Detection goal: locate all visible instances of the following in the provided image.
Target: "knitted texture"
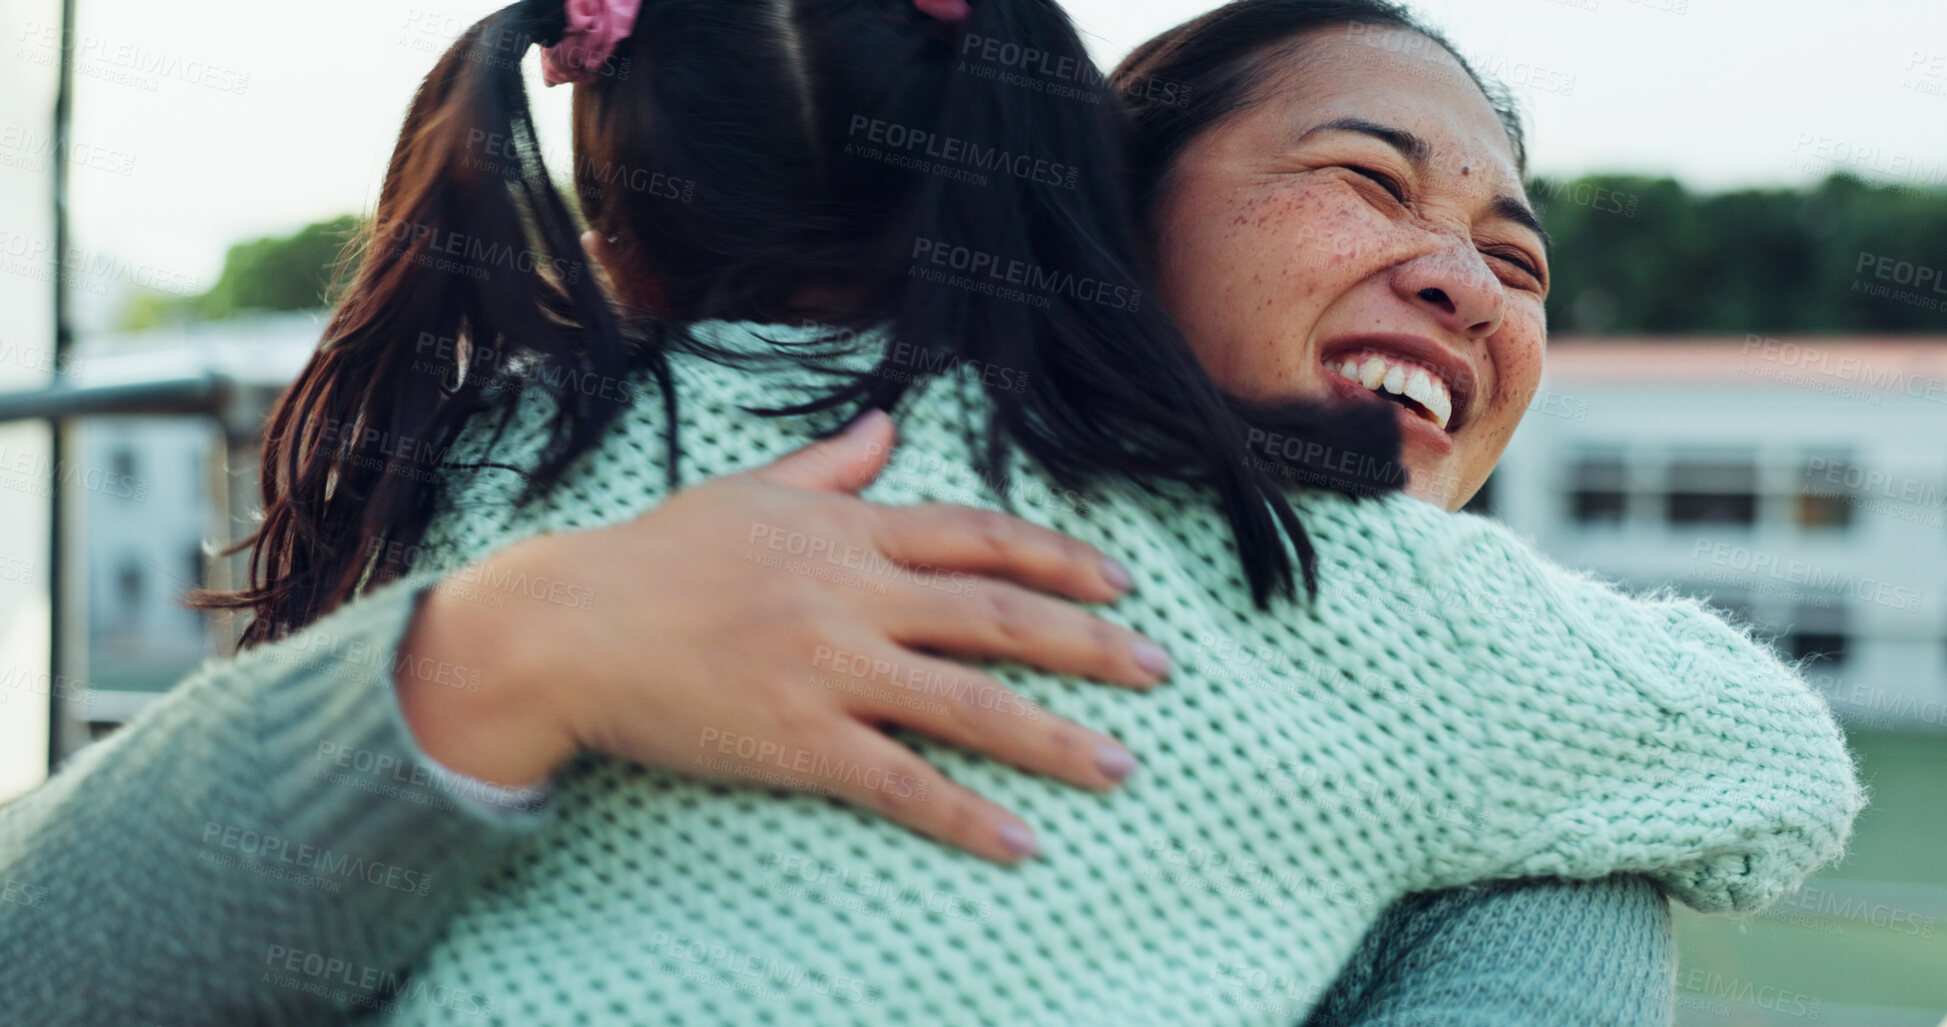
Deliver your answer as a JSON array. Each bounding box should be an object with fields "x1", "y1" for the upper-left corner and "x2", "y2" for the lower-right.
[
  {"x1": 344, "y1": 320, "x2": 1861, "y2": 1026},
  {"x1": 0, "y1": 572, "x2": 560, "y2": 1026},
  {"x1": 1303, "y1": 875, "x2": 1674, "y2": 1026},
  {"x1": 0, "y1": 614, "x2": 1675, "y2": 1026}
]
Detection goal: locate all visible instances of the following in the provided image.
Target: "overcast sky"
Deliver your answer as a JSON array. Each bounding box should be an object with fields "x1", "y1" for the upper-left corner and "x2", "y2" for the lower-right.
[{"x1": 8, "y1": 0, "x2": 1946, "y2": 302}]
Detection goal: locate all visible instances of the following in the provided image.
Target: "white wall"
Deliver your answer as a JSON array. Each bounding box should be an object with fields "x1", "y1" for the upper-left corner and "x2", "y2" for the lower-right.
[{"x1": 1495, "y1": 360, "x2": 1947, "y2": 729}]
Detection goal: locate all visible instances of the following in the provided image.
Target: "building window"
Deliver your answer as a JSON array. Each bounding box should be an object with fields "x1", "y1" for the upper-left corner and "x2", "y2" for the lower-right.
[
  {"x1": 1795, "y1": 491, "x2": 1853, "y2": 530},
  {"x1": 1667, "y1": 455, "x2": 1757, "y2": 526},
  {"x1": 1795, "y1": 452, "x2": 1854, "y2": 530},
  {"x1": 116, "y1": 560, "x2": 144, "y2": 617},
  {"x1": 1568, "y1": 451, "x2": 1627, "y2": 525},
  {"x1": 1783, "y1": 599, "x2": 1848, "y2": 667},
  {"x1": 111, "y1": 445, "x2": 137, "y2": 482}
]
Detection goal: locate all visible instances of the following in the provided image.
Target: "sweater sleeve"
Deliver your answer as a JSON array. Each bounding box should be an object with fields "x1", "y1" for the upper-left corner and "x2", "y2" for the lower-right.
[
  {"x1": 1303, "y1": 875, "x2": 1675, "y2": 1027},
  {"x1": 0, "y1": 569, "x2": 556, "y2": 1027},
  {"x1": 1389, "y1": 501, "x2": 1866, "y2": 914}
]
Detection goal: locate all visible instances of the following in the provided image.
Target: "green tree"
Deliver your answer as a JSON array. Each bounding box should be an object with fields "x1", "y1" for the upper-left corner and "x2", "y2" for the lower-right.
[
  {"x1": 117, "y1": 215, "x2": 363, "y2": 330},
  {"x1": 1537, "y1": 173, "x2": 1947, "y2": 337}
]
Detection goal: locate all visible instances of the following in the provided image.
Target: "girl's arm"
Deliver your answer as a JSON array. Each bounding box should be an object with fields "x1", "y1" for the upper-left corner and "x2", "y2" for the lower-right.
[
  {"x1": 0, "y1": 418, "x2": 1164, "y2": 1025},
  {"x1": 1305, "y1": 875, "x2": 1674, "y2": 1027}
]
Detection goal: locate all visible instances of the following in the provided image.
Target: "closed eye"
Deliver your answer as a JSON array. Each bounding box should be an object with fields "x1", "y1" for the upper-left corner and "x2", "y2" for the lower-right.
[
  {"x1": 1487, "y1": 249, "x2": 1545, "y2": 288},
  {"x1": 1345, "y1": 165, "x2": 1406, "y2": 203}
]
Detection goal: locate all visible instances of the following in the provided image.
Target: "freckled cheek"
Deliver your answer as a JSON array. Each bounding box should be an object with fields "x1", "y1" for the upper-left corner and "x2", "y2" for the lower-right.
[
  {"x1": 1163, "y1": 184, "x2": 1377, "y2": 386},
  {"x1": 1259, "y1": 190, "x2": 1352, "y2": 251},
  {"x1": 1213, "y1": 194, "x2": 1363, "y2": 318},
  {"x1": 1486, "y1": 318, "x2": 1546, "y2": 411}
]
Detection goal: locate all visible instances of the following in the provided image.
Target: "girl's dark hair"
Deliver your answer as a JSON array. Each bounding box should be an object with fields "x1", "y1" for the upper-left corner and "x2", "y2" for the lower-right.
[
  {"x1": 1111, "y1": 0, "x2": 1526, "y2": 222},
  {"x1": 205, "y1": 0, "x2": 1411, "y2": 645}
]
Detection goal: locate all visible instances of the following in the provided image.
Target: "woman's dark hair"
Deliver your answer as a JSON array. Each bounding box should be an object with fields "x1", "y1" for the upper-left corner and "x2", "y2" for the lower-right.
[
  {"x1": 1111, "y1": 0, "x2": 1526, "y2": 221},
  {"x1": 204, "y1": 0, "x2": 1410, "y2": 645}
]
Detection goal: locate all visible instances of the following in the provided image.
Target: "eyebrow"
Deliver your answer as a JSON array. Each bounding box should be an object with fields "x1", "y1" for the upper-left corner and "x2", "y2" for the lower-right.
[
  {"x1": 1296, "y1": 117, "x2": 1552, "y2": 252},
  {"x1": 1298, "y1": 117, "x2": 1434, "y2": 166},
  {"x1": 1492, "y1": 195, "x2": 1552, "y2": 252}
]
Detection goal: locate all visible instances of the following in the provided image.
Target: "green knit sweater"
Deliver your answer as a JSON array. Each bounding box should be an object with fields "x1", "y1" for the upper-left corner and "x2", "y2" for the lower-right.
[
  {"x1": 0, "y1": 320, "x2": 1852, "y2": 1025},
  {"x1": 0, "y1": 585, "x2": 1677, "y2": 1026},
  {"x1": 380, "y1": 321, "x2": 1852, "y2": 1024}
]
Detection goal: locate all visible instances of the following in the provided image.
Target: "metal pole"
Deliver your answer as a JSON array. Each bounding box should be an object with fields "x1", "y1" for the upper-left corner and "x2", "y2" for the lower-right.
[
  {"x1": 48, "y1": 0, "x2": 79, "y2": 772},
  {"x1": 0, "y1": 376, "x2": 233, "y2": 423}
]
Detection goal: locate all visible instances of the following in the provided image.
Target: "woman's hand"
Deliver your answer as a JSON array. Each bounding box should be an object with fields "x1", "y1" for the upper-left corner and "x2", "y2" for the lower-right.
[{"x1": 396, "y1": 411, "x2": 1168, "y2": 863}]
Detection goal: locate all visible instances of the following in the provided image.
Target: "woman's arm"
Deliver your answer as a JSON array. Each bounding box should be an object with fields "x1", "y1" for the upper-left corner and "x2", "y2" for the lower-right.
[
  {"x1": 0, "y1": 570, "x2": 552, "y2": 1027},
  {"x1": 0, "y1": 416, "x2": 1165, "y2": 1025},
  {"x1": 1344, "y1": 494, "x2": 1864, "y2": 911},
  {"x1": 1305, "y1": 875, "x2": 1674, "y2": 1027}
]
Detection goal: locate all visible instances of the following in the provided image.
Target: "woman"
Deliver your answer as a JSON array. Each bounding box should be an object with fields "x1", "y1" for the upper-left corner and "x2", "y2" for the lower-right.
[{"x1": 0, "y1": 0, "x2": 1857, "y2": 1024}]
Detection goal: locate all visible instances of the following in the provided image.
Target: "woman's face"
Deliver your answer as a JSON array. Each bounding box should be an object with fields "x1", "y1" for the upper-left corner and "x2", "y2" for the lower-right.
[{"x1": 1153, "y1": 27, "x2": 1549, "y2": 511}]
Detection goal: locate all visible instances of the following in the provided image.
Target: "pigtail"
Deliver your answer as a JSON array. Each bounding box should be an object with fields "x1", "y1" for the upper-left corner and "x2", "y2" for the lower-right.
[{"x1": 200, "y1": 1, "x2": 649, "y2": 643}]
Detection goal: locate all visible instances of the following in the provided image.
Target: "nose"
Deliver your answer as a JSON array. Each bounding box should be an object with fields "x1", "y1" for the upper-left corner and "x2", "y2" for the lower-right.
[{"x1": 1391, "y1": 241, "x2": 1504, "y2": 341}]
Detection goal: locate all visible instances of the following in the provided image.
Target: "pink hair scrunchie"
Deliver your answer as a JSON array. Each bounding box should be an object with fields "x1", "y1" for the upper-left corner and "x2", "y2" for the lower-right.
[
  {"x1": 914, "y1": 0, "x2": 971, "y2": 23},
  {"x1": 541, "y1": 0, "x2": 644, "y2": 87}
]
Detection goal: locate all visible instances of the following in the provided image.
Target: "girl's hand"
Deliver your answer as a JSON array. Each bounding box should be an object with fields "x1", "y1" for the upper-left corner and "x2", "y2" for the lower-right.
[{"x1": 397, "y1": 411, "x2": 1167, "y2": 863}]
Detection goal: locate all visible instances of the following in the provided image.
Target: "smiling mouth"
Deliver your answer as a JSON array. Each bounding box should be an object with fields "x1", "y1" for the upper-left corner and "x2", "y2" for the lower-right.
[{"x1": 1324, "y1": 351, "x2": 1457, "y2": 431}]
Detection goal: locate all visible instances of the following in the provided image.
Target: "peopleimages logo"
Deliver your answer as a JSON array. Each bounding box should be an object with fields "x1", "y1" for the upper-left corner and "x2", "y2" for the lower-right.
[
  {"x1": 956, "y1": 33, "x2": 1194, "y2": 108},
  {"x1": 846, "y1": 115, "x2": 1079, "y2": 189},
  {"x1": 263, "y1": 945, "x2": 495, "y2": 1019},
  {"x1": 0, "y1": 230, "x2": 201, "y2": 296},
  {"x1": 812, "y1": 644, "x2": 1037, "y2": 719},
  {"x1": 1677, "y1": 970, "x2": 1821, "y2": 1020},
  {"x1": 883, "y1": 339, "x2": 1029, "y2": 393},
  {"x1": 0, "y1": 444, "x2": 148, "y2": 501},
  {"x1": 1741, "y1": 334, "x2": 1947, "y2": 402},
  {"x1": 1691, "y1": 539, "x2": 1922, "y2": 612},
  {"x1": 1763, "y1": 882, "x2": 1937, "y2": 938},
  {"x1": 908, "y1": 237, "x2": 1142, "y2": 312},
  {"x1": 1853, "y1": 251, "x2": 1947, "y2": 312},
  {"x1": 381, "y1": 219, "x2": 582, "y2": 285},
  {"x1": 647, "y1": 932, "x2": 875, "y2": 1005},
  {"x1": 200, "y1": 822, "x2": 434, "y2": 896},
  {"x1": 0, "y1": 877, "x2": 43, "y2": 909},
  {"x1": 14, "y1": 21, "x2": 252, "y2": 94}
]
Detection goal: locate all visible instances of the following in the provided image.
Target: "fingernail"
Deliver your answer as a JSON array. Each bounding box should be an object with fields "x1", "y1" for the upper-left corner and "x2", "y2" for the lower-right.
[
  {"x1": 999, "y1": 822, "x2": 1041, "y2": 859},
  {"x1": 1095, "y1": 741, "x2": 1138, "y2": 782},
  {"x1": 1133, "y1": 639, "x2": 1171, "y2": 680},
  {"x1": 842, "y1": 409, "x2": 883, "y2": 437},
  {"x1": 1102, "y1": 557, "x2": 1133, "y2": 592}
]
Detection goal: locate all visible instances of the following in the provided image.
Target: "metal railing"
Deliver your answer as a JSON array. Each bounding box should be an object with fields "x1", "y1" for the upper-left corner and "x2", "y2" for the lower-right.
[{"x1": 0, "y1": 361, "x2": 288, "y2": 768}]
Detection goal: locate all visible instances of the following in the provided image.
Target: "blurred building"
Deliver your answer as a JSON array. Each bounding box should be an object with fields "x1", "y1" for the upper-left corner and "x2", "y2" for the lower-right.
[
  {"x1": 1489, "y1": 335, "x2": 1947, "y2": 735},
  {"x1": 71, "y1": 311, "x2": 318, "y2": 710},
  {"x1": 82, "y1": 416, "x2": 212, "y2": 692}
]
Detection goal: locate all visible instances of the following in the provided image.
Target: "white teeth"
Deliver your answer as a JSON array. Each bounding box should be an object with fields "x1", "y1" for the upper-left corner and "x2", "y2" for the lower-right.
[
  {"x1": 1434, "y1": 387, "x2": 1454, "y2": 429},
  {"x1": 1424, "y1": 383, "x2": 1453, "y2": 430},
  {"x1": 1324, "y1": 351, "x2": 1458, "y2": 432},
  {"x1": 1403, "y1": 369, "x2": 1453, "y2": 431},
  {"x1": 1404, "y1": 368, "x2": 1435, "y2": 406}
]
